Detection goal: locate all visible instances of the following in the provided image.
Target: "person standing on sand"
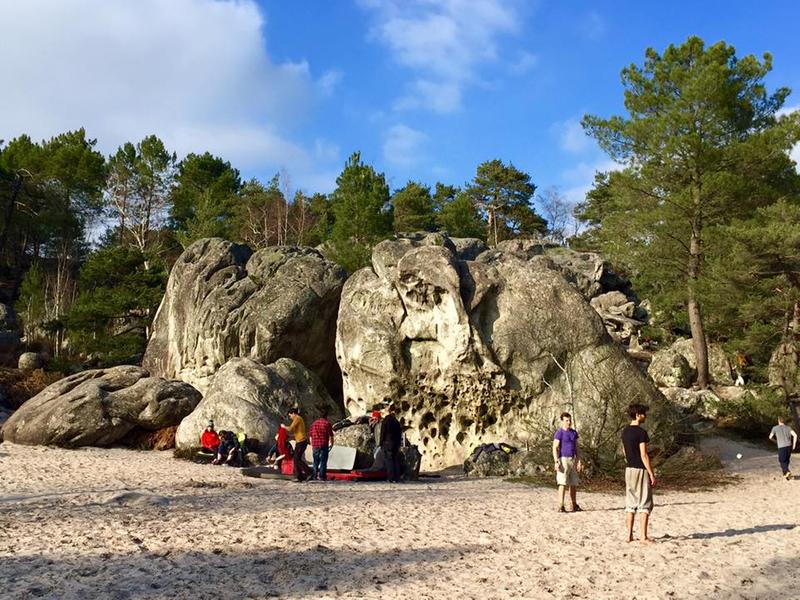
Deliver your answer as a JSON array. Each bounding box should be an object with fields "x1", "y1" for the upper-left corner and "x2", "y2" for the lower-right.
[
  {"x1": 380, "y1": 410, "x2": 403, "y2": 483},
  {"x1": 622, "y1": 403, "x2": 656, "y2": 544},
  {"x1": 309, "y1": 408, "x2": 335, "y2": 481},
  {"x1": 552, "y1": 412, "x2": 582, "y2": 512},
  {"x1": 282, "y1": 407, "x2": 311, "y2": 482},
  {"x1": 768, "y1": 416, "x2": 797, "y2": 480}
]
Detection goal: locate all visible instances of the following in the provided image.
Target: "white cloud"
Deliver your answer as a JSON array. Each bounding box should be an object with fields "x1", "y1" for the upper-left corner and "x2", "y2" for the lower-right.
[
  {"x1": 318, "y1": 70, "x2": 344, "y2": 97},
  {"x1": 509, "y1": 51, "x2": 539, "y2": 75},
  {"x1": 313, "y1": 138, "x2": 341, "y2": 164},
  {"x1": 394, "y1": 80, "x2": 462, "y2": 114},
  {"x1": 0, "y1": 0, "x2": 336, "y2": 190},
  {"x1": 554, "y1": 118, "x2": 591, "y2": 154},
  {"x1": 360, "y1": 0, "x2": 520, "y2": 113},
  {"x1": 383, "y1": 124, "x2": 428, "y2": 167},
  {"x1": 560, "y1": 158, "x2": 620, "y2": 207},
  {"x1": 579, "y1": 11, "x2": 606, "y2": 40}
]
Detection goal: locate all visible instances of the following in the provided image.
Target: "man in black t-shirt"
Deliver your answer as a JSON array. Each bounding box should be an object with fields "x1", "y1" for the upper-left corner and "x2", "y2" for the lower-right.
[{"x1": 621, "y1": 403, "x2": 657, "y2": 544}]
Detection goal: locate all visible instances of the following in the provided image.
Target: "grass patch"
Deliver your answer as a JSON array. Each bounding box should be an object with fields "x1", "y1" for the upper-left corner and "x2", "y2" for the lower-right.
[{"x1": 507, "y1": 446, "x2": 737, "y2": 493}]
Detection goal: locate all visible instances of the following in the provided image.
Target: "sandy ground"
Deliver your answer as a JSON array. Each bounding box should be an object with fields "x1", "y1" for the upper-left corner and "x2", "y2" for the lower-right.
[{"x1": 0, "y1": 438, "x2": 798, "y2": 600}]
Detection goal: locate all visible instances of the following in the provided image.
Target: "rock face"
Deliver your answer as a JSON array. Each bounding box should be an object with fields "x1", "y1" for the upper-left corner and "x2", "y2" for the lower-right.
[
  {"x1": 174, "y1": 357, "x2": 342, "y2": 450},
  {"x1": 336, "y1": 233, "x2": 675, "y2": 470},
  {"x1": 670, "y1": 338, "x2": 733, "y2": 385},
  {"x1": 0, "y1": 366, "x2": 200, "y2": 447},
  {"x1": 769, "y1": 340, "x2": 800, "y2": 396},
  {"x1": 143, "y1": 238, "x2": 347, "y2": 398},
  {"x1": 648, "y1": 350, "x2": 693, "y2": 388}
]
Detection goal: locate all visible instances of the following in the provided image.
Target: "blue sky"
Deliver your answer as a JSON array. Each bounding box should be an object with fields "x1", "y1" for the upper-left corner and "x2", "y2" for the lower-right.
[{"x1": 2, "y1": 0, "x2": 799, "y2": 207}]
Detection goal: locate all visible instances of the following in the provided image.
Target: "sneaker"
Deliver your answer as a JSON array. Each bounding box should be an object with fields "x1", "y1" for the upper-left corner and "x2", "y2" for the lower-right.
[
  {"x1": 785, "y1": 471, "x2": 793, "y2": 480},
  {"x1": 558, "y1": 506, "x2": 566, "y2": 513},
  {"x1": 572, "y1": 505, "x2": 583, "y2": 512}
]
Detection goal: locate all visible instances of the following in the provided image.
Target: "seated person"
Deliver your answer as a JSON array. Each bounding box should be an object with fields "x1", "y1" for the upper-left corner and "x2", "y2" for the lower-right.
[
  {"x1": 200, "y1": 420, "x2": 220, "y2": 454},
  {"x1": 212, "y1": 430, "x2": 241, "y2": 466}
]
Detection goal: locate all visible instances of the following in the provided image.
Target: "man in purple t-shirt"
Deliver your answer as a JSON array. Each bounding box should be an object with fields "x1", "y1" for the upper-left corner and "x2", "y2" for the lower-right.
[{"x1": 552, "y1": 411, "x2": 582, "y2": 512}]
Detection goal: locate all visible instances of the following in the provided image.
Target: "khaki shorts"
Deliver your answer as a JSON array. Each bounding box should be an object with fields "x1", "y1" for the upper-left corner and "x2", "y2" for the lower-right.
[
  {"x1": 556, "y1": 457, "x2": 580, "y2": 487},
  {"x1": 625, "y1": 467, "x2": 654, "y2": 514}
]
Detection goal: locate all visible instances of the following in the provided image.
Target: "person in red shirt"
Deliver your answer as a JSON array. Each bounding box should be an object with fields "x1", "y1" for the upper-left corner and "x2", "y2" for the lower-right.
[
  {"x1": 309, "y1": 408, "x2": 335, "y2": 481},
  {"x1": 200, "y1": 420, "x2": 220, "y2": 454}
]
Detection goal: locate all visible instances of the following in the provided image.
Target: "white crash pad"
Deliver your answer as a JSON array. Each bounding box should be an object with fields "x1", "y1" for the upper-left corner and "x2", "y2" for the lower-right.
[{"x1": 304, "y1": 445, "x2": 357, "y2": 470}]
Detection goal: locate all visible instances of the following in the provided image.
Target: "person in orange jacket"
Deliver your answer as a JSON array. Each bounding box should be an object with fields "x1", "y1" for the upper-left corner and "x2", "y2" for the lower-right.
[{"x1": 200, "y1": 420, "x2": 220, "y2": 453}]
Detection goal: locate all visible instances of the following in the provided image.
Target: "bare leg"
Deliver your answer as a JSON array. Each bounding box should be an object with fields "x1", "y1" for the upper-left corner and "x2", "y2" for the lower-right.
[
  {"x1": 569, "y1": 485, "x2": 578, "y2": 509},
  {"x1": 625, "y1": 512, "x2": 635, "y2": 542},
  {"x1": 640, "y1": 513, "x2": 654, "y2": 544},
  {"x1": 558, "y1": 485, "x2": 566, "y2": 509}
]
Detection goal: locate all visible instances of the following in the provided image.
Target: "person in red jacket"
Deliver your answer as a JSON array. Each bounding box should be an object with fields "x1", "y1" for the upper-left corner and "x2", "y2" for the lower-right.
[{"x1": 200, "y1": 420, "x2": 220, "y2": 453}]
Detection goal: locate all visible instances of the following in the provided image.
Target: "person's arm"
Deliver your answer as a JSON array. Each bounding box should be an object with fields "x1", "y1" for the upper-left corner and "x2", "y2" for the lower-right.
[
  {"x1": 575, "y1": 439, "x2": 581, "y2": 472},
  {"x1": 640, "y1": 442, "x2": 656, "y2": 487},
  {"x1": 769, "y1": 429, "x2": 775, "y2": 443},
  {"x1": 552, "y1": 437, "x2": 561, "y2": 471},
  {"x1": 792, "y1": 429, "x2": 798, "y2": 450}
]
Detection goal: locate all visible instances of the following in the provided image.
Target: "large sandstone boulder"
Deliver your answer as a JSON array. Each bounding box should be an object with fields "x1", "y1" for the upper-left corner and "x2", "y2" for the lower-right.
[
  {"x1": 143, "y1": 238, "x2": 347, "y2": 397},
  {"x1": 648, "y1": 350, "x2": 693, "y2": 388},
  {"x1": 0, "y1": 366, "x2": 200, "y2": 447},
  {"x1": 175, "y1": 357, "x2": 342, "y2": 450},
  {"x1": 337, "y1": 234, "x2": 676, "y2": 470},
  {"x1": 670, "y1": 338, "x2": 734, "y2": 385},
  {"x1": 491, "y1": 241, "x2": 645, "y2": 343},
  {"x1": 768, "y1": 340, "x2": 800, "y2": 396}
]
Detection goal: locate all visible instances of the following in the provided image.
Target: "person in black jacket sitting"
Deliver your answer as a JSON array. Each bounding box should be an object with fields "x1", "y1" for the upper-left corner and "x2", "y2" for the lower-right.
[{"x1": 379, "y1": 410, "x2": 403, "y2": 483}]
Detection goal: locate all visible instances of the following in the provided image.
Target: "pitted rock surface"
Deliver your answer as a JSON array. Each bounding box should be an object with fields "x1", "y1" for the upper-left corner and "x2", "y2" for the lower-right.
[
  {"x1": 142, "y1": 238, "x2": 346, "y2": 397},
  {"x1": 336, "y1": 233, "x2": 675, "y2": 469},
  {"x1": 175, "y1": 357, "x2": 342, "y2": 451},
  {"x1": 0, "y1": 366, "x2": 200, "y2": 447}
]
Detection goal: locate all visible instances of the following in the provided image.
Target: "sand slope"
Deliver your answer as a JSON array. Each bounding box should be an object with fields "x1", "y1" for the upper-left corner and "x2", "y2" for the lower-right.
[{"x1": 0, "y1": 440, "x2": 798, "y2": 600}]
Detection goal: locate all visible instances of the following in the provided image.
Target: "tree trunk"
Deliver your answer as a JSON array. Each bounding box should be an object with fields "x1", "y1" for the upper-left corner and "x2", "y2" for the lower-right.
[{"x1": 688, "y1": 183, "x2": 710, "y2": 389}]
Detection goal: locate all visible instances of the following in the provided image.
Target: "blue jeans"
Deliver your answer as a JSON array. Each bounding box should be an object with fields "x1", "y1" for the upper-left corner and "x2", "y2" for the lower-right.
[
  {"x1": 312, "y1": 446, "x2": 330, "y2": 480},
  {"x1": 778, "y1": 446, "x2": 791, "y2": 474}
]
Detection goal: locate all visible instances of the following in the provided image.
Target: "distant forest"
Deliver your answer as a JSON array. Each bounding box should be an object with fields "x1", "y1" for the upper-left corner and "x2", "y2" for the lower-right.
[{"x1": 0, "y1": 36, "x2": 798, "y2": 389}]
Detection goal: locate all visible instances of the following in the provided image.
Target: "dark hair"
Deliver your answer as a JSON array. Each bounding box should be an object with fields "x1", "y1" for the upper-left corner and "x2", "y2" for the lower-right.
[
  {"x1": 627, "y1": 403, "x2": 649, "y2": 420},
  {"x1": 560, "y1": 412, "x2": 572, "y2": 420},
  {"x1": 318, "y1": 406, "x2": 329, "y2": 418},
  {"x1": 287, "y1": 407, "x2": 299, "y2": 416}
]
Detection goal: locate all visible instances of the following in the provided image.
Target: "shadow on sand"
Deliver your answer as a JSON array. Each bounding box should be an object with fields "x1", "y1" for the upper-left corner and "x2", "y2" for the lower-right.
[
  {"x1": 1, "y1": 543, "x2": 486, "y2": 599},
  {"x1": 668, "y1": 523, "x2": 796, "y2": 541}
]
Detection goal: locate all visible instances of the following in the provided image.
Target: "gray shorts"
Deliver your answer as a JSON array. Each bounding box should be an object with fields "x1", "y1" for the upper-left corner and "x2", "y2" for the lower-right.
[
  {"x1": 556, "y1": 457, "x2": 580, "y2": 487},
  {"x1": 625, "y1": 467, "x2": 653, "y2": 514}
]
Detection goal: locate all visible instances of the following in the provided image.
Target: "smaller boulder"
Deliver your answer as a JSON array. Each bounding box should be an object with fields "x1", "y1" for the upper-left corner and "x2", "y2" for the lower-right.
[
  {"x1": 334, "y1": 422, "x2": 376, "y2": 456},
  {"x1": 648, "y1": 350, "x2": 693, "y2": 388},
  {"x1": 508, "y1": 450, "x2": 549, "y2": 478},
  {"x1": 175, "y1": 357, "x2": 342, "y2": 452},
  {"x1": 18, "y1": 352, "x2": 43, "y2": 372},
  {"x1": 670, "y1": 338, "x2": 733, "y2": 385},
  {"x1": 660, "y1": 387, "x2": 722, "y2": 419},
  {"x1": 463, "y1": 445, "x2": 513, "y2": 477}
]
